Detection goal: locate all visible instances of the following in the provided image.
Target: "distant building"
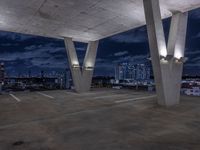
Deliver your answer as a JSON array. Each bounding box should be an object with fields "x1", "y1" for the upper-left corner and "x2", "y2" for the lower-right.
[
  {"x1": 127, "y1": 63, "x2": 136, "y2": 80},
  {"x1": 115, "y1": 64, "x2": 125, "y2": 80},
  {"x1": 115, "y1": 62, "x2": 150, "y2": 81},
  {"x1": 0, "y1": 62, "x2": 5, "y2": 93},
  {"x1": 41, "y1": 70, "x2": 44, "y2": 78},
  {"x1": 0, "y1": 62, "x2": 5, "y2": 83},
  {"x1": 64, "y1": 69, "x2": 72, "y2": 89}
]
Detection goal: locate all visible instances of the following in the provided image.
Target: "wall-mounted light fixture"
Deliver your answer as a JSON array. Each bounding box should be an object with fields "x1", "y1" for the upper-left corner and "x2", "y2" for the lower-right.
[
  {"x1": 160, "y1": 55, "x2": 187, "y2": 64},
  {"x1": 72, "y1": 64, "x2": 80, "y2": 68},
  {"x1": 174, "y1": 57, "x2": 188, "y2": 63},
  {"x1": 160, "y1": 55, "x2": 173, "y2": 63},
  {"x1": 84, "y1": 66, "x2": 94, "y2": 71}
]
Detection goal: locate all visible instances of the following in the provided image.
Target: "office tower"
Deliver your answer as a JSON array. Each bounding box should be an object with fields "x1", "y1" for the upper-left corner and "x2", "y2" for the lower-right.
[{"x1": 115, "y1": 62, "x2": 151, "y2": 81}]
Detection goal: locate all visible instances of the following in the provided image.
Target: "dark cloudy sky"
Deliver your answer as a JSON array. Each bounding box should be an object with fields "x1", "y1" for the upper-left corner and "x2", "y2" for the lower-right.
[{"x1": 0, "y1": 8, "x2": 200, "y2": 77}]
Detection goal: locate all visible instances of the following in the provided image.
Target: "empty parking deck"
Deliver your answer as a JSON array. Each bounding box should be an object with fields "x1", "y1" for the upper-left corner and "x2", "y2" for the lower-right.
[{"x1": 0, "y1": 89, "x2": 200, "y2": 150}]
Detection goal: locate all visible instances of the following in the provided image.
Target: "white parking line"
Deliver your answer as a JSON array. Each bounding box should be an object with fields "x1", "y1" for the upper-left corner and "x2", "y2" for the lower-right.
[
  {"x1": 81, "y1": 91, "x2": 113, "y2": 96},
  {"x1": 65, "y1": 91, "x2": 79, "y2": 95},
  {"x1": 37, "y1": 92, "x2": 54, "y2": 99},
  {"x1": 94, "y1": 94, "x2": 127, "y2": 99},
  {"x1": 115, "y1": 95, "x2": 156, "y2": 104},
  {"x1": 9, "y1": 94, "x2": 21, "y2": 102}
]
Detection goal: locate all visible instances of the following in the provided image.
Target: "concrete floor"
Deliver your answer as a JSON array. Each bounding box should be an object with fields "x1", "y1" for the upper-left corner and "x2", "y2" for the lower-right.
[{"x1": 0, "y1": 89, "x2": 200, "y2": 150}]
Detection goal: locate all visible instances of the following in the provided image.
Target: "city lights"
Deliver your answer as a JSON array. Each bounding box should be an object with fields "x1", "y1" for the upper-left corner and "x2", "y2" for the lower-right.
[{"x1": 115, "y1": 62, "x2": 151, "y2": 81}]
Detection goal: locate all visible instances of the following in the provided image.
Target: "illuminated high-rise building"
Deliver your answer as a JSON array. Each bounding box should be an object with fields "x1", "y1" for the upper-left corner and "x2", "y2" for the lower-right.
[
  {"x1": 115, "y1": 62, "x2": 150, "y2": 81},
  {"x1": 115, "y1": 64, "x2": 125, "y2": 80}
]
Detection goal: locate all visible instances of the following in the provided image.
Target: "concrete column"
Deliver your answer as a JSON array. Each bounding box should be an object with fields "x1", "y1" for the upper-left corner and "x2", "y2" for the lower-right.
[
  {"x1": 143, "y1": 0, "x2": 188, "y2": 106},
  {"x1": 64, "y1": 37, "x2": 99, "y2": 93},
  {"x1": 82, "y1": 41, "x2": 99, "y2": 92},
  {"x1": 168, "y1": 13, "x2": 188, "y2": 58},
  {"x1": 64, "y1": 37, "x2": 83, "y2": 92}
]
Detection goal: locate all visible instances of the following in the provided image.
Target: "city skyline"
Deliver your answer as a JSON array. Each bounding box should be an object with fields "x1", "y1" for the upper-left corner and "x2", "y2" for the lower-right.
[{"x1": 0, "y1": 8, "x2": 199, "y2": 77}]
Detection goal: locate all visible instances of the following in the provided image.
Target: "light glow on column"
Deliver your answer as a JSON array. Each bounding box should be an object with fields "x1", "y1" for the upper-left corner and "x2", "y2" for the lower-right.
[
  {"x1": 174, "y1": 49, "x2": 183, "y2": 59},
  {"x1": 174, "y1": 44, "x2": 184, "y2": 59},
  {"x1": 72, "y1": 60, "x2": 80, "y2": 68},
  {"x1": 72, "y1": 60, "x2": 79, "y2": 65},
  {"x1": 85, "y1": 61, "x2": 94, "y2": 68},
  {"x1": 159, "y1": 44, "x2": 167, "y2": 57},
  {"x1": 160, "y1": 48, "x2": 167, "y2": 57},
  {"x1": 84, "y1": 61, "x2": 94, "y2": 70}
]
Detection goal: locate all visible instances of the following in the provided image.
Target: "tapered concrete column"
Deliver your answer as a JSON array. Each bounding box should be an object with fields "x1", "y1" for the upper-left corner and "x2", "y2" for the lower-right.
[
  {"x1": 82, "y1": 41, "x2": 99, "y2": 92},
  {"x1": 143, "y1": 0, "x2": 188, "y2": 106},
  {"x1": 64, "y1": 37, "x2": 99, "y2": 93}
]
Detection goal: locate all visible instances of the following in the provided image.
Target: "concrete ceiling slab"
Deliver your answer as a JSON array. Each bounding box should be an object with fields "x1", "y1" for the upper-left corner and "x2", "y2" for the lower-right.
[{"x1": 0, "y1": 0, "x2": 199, "y2": 41}]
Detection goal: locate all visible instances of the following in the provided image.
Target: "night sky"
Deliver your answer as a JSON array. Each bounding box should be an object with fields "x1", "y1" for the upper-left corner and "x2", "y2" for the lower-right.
[{"x1": 0, "y1": 8, "x2": 200, "y2": 77}]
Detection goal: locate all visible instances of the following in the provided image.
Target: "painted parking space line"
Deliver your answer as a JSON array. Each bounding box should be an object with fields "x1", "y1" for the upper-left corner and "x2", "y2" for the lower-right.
[
  {"x1": 9, "y1": 94, "x2": 21, "y2": 102},
  {"x1": 94, "y1": 94, "x2": 128, "y2": 99},
  {"x1": 115, "y1": 95, "x2": 156, "y2": 104},
  {"x1": 37, "y1": 92, "x2": 54, "y2": 99},
  {"x1": 65, "y1": 91, "x2": 80, "y2": 96}
]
